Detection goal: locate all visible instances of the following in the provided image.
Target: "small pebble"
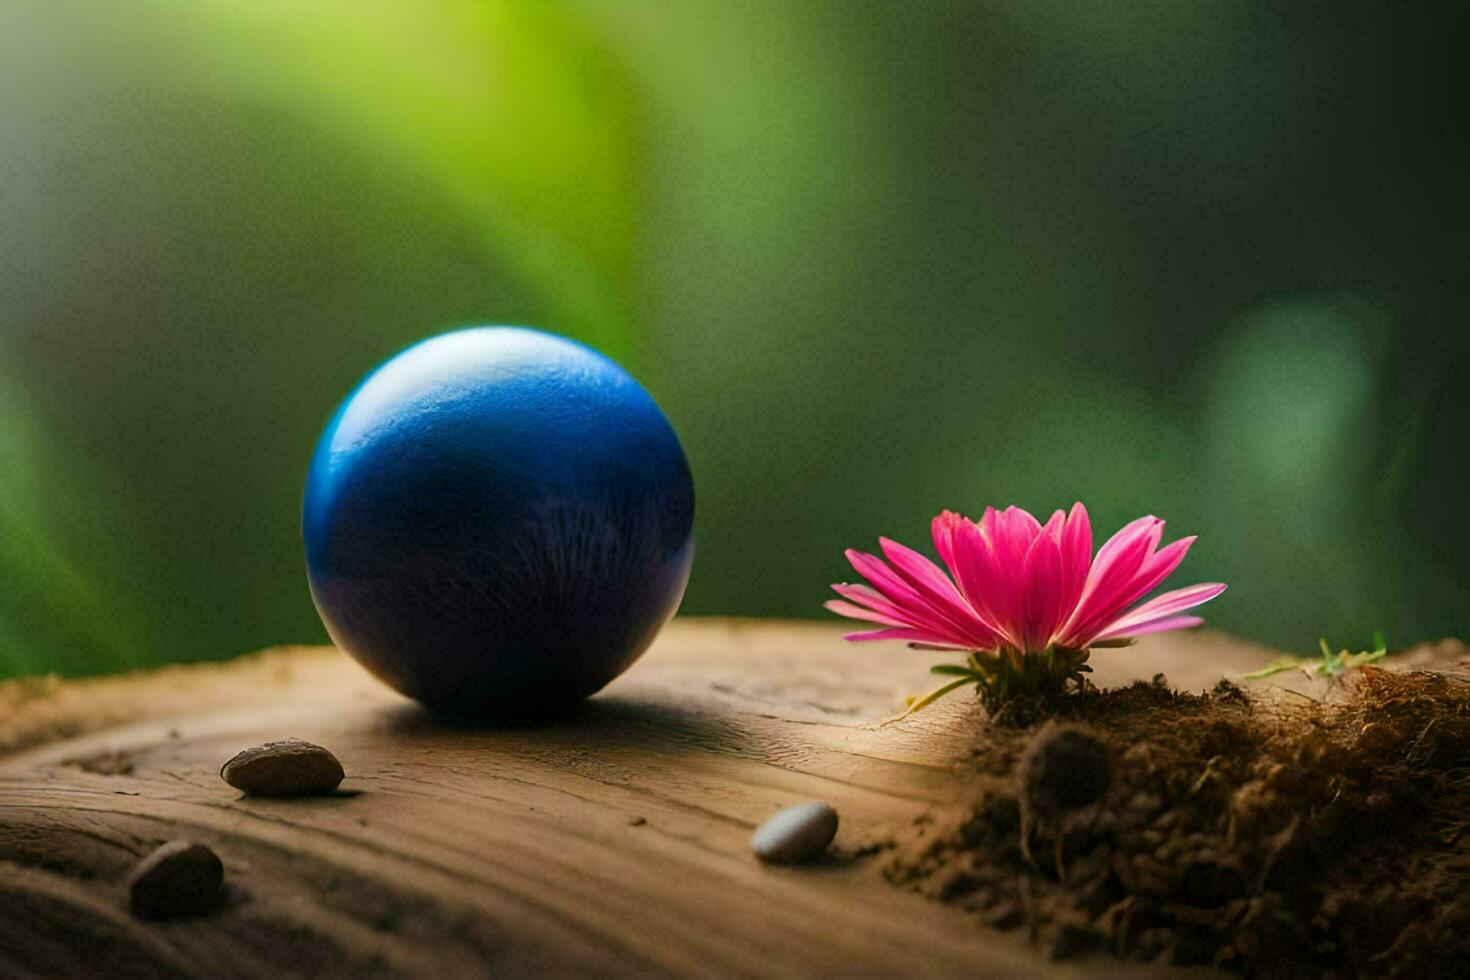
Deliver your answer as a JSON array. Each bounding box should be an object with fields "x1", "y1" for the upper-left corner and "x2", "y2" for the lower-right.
[
  {"x1": 127, "y1": 841, "x2": 223, "y2": 919},
  {"x1": 751, "y1": 801, "x2": 838, "y2": 864},
  {"x1": 220, "y1": 738, "x2": 344, "y2": 797}
]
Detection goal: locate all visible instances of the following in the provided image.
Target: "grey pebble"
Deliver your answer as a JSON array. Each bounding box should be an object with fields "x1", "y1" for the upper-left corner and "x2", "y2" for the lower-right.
[
  {"x1": 751, "y1": 801, "x2": 838, "y2": 864},
  {"x1": 220, "y1": 737, "x2": 345, "y2": 797},
  {"x1": 128, "y1": 841, "x2": 223, "y2": 919}
]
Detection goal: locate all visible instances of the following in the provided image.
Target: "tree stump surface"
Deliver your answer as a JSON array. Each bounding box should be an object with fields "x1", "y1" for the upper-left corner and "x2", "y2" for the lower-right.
[{"x1": 0, "y1": 619, "x2": 1284, "y2": 977}]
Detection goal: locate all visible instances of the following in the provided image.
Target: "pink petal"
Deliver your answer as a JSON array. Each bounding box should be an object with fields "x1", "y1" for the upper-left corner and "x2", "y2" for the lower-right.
[
  {"x1": 842, "y1": 547, "x2": 994, "y2": 649},
  {"x1": 991, "y1": 505, "x2": 1044, "y2": 574},
  {"x1": 879, "y1": 537, "x2": 1000, "y2": 648},
  {"x1": 1058, "y1": 501, "x2": 1092, "y2": 623},
  {"x1": 1100, "y1": 582, "x2": 1228, "y2": 637},
  {"x1": 879, "y1": 536, "x2": 966, "y2": 607},
  {"x1": 946, "y1": 514, "x2": 1018, "y2": 646},
  {"x1": 1122, "y1": 535, "x2": 1196, "y2": 606},
  {"x1": 845, "y1": 549, "x2": 924, "y2": 608},
  {"x1": 1094, "y1": 614, "x2": 1204, "y2": 642},
  {"x1": 931, "y1": 510, "x2": 967, "y2": 571},
  {"x1": 1006, "y1": 504, "x2": 1044, "y2": 536},
  {"x1": 1040, "y1": 509, "x2": 1066, "y2": 544},
  {"x1": 1092, "y1": 515, "x2": 1164, "y2": 577},
  {"x1": 831, "y1": 582, "x2": 909, "y2": 622},
  {"x1": 1067, "y1": 534, "x2": 1197, "y2": 645},
  {"x1": 1020, "y1": 530, "x2": 1064, "y2": 652},
  {"x1": 823, "y1": 598, "x2": 906, "y2": 627},
  {"x1": 842, "y1": 626, "x2": 971, "y2": 646},
  {"x1": 973, "y1": 508, "x2": 1031, "y2": 644},
  {"x1": 977, "y1": 505, "x2": 1001, "y2": 542},
  {"x1": 1058, "y1": 517, "x2": 1163, "y2": 646},
  {"x1": 933, "y1": 512, "x2": 1010, "y2": 647},
  {"x1": 846, "y1": 550, "x2": 967, "y2": 641}
]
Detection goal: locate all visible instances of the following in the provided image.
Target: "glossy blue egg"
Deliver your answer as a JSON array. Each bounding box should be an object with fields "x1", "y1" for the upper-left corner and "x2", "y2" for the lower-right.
[{"x1": 303, "y1": 327, "x2": 695, "y2": 715}]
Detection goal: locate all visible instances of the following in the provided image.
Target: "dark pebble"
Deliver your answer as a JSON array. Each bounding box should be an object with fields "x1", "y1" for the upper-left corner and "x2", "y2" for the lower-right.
[
  {"x1": 1020, "y1": 723, "x2": 1112, "y2": 813},
  {"x1": 128, "y1": 841, "x2": 223, "y2": 919},
  {"x1": 221, "y1": 738, "x2": 345, "y2": 797}
]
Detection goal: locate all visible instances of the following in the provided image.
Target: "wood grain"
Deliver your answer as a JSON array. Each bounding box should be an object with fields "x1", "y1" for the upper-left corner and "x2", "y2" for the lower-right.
[{"x1": 0, "y1": 619, "x2": 1282, "y2": 977}]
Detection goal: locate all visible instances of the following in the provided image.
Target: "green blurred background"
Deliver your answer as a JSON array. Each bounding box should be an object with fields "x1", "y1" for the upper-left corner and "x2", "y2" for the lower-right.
[{"x1": 1, "y1": 1, "x2": 1463, "y2": 679}]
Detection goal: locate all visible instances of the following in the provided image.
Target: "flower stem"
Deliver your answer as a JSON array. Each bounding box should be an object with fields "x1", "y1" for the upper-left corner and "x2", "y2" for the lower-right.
[
  {"x1": 970, "y1": 647, "x2": 1092, "y2": 716},
  {"x1": 901, "y1": 646, "x2": 1094, "y2": 723}
]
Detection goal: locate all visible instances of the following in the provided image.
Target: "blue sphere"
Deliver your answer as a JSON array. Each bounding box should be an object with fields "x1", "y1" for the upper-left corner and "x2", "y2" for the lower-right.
[{"x1": 303, "y1": 327, "x2": 695, "y2": 715}]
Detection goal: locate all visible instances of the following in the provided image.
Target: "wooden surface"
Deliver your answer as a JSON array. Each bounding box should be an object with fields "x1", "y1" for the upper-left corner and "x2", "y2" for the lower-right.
[{"x1": 0, "y1": 619, "x2": 1282, "y2": 977}]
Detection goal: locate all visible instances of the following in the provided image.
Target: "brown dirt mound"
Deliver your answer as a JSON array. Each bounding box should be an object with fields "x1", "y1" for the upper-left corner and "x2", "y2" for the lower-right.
[{"x1": 886, "y1": 663, "x2": 1470, "y2": 974}]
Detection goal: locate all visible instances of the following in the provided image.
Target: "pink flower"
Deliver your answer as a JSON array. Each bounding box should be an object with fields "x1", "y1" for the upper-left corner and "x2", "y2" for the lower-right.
[{"x1": 826, "y1": 503, "x2": 1226, "y2": 655}]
